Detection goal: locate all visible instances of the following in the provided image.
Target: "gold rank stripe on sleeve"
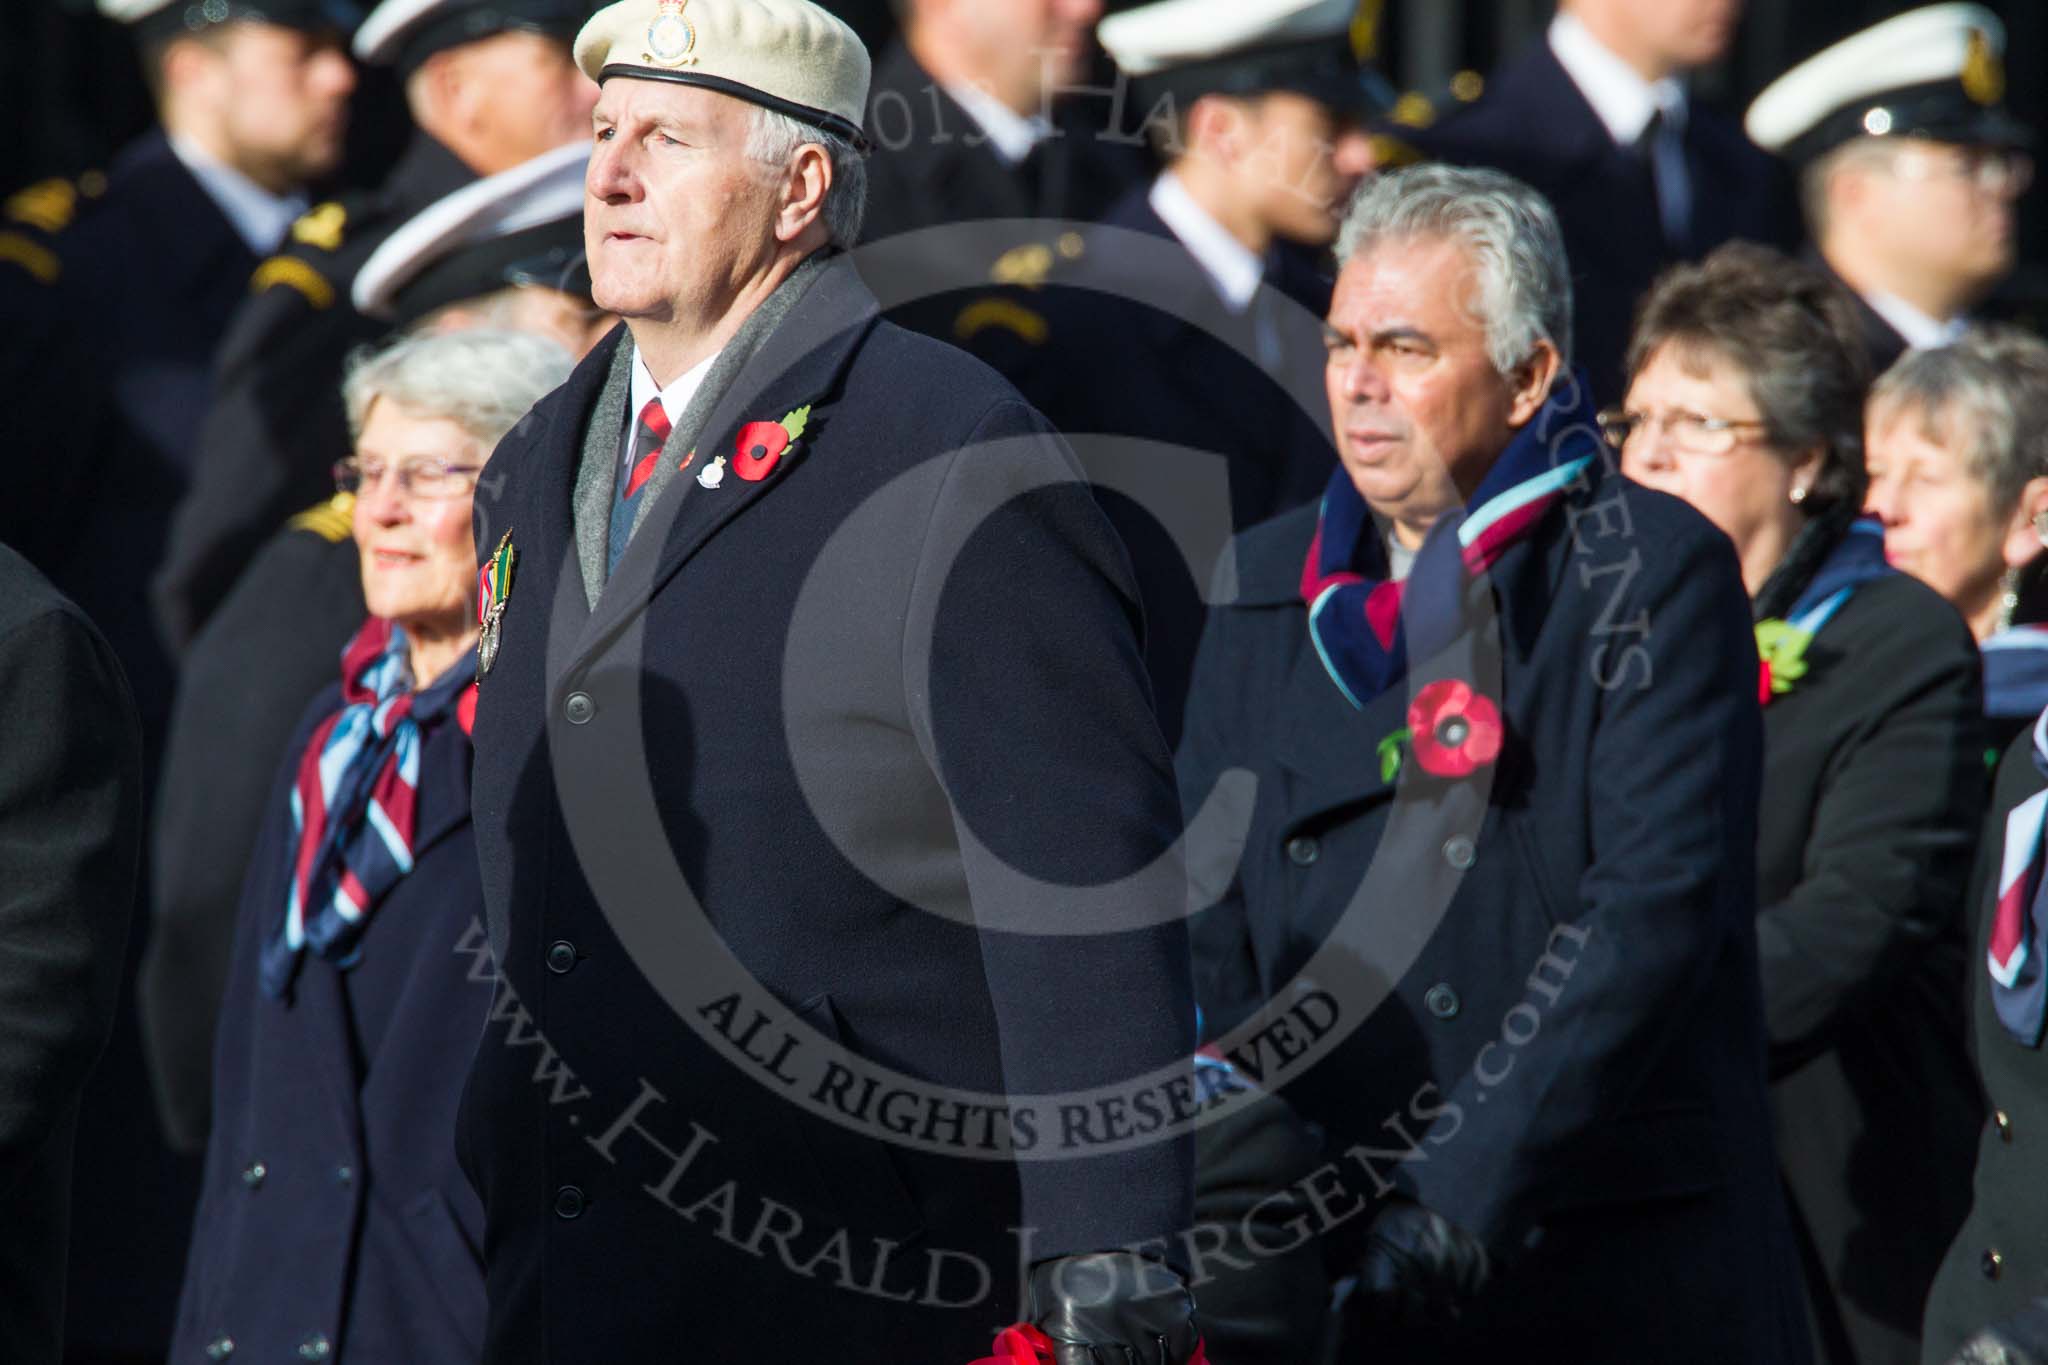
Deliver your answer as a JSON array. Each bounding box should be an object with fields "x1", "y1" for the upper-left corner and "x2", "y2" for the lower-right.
[
  {"x1": 0, "y1": 230, "x2": 59, "y2": 284},
  {"x1": 7, "y1": 179, "x2": 76, "y2": 234},
  {"x1": 250, "y1": 256, "x2": 336, "y2": 309},
  {"x1": 288, "y1": 492, "x2": 356, "y2": 543},
  {"x1": 953, "y1": 298, "x2": 1049, "y2": 346}
]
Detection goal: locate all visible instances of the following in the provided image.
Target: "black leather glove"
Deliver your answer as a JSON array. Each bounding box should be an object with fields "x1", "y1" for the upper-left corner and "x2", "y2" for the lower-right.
[
  {"x1": 1024, "y1": 1251, "x2": 1204, "y2": 1365},
  {"x1": 1350, "y1": 1201, "x2": 1491, "y2": 1330}
]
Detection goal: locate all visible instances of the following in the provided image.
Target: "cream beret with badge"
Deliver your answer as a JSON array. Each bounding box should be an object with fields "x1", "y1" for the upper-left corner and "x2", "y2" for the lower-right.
[{"x1": 574, "y1": 0, "x2": 872, "y2": 151}]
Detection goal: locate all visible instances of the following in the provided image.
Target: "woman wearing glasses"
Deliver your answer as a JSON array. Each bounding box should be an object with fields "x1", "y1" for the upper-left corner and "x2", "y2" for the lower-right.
[
  {"x1": 1865, "y1": 328, "x2": 2048, "y2": 751},
  {"x1": 170, "y1": 328, "x2": 570, "y2": 1365},
  {"x1": 1613, "y1": 243, "x2": 1985, "y2": 1365}
]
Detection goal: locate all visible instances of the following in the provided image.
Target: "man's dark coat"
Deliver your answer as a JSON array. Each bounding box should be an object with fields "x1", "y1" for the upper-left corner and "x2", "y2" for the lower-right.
[
  {"x1": 459, "y1": 257, "x2": 1195, "y2": 1363},
  {"x1": 1176, "y1": 453, "x2": 1811, "y2": 1361}
]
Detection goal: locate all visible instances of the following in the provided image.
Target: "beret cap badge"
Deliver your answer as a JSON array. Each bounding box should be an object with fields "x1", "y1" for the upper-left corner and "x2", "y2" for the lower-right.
[{"x1": 644, "y1": 0, "x2": 698, "y2": 67}]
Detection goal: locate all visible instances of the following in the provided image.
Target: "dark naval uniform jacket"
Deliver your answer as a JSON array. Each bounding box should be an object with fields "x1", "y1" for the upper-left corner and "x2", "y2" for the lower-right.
[
  {"x1": 1176, "y1": 457, "x2": 1810, "y2": 1361},
  {"x1": 143, "y1": 497, "x2": 366, "y2": 1150},
  {"x1": 1001, "y1": 186, "x2": 1337, "y2": 748},
  {"x1": 4, "y1": 131, "x2": 265, "y2": 740},
  {"x1": 1925, "y1": 721, "x2": 2048, "y2": 1362},
  {"x1": 171, "y1": 673, "x2": 493, "y2": 1365},
  {"x1": 153, "y1": 132, "x2": 473, "y2": 654},
  {"x1": 856, "y1": 39, "x2": 1148, "y2": 365},
  {"x1": 459, "y1": 255, "x2": 1194, "y2": 1363},
  {"x1": 1807, "y1": 249, "x2": 1913, "y2": 377},
  {"x1": 1412, "y1": 38, "x2": 1799, "y2": 402},
  {"x1": 0, "y1": 544, "x2": 142, "y2": 1365}
]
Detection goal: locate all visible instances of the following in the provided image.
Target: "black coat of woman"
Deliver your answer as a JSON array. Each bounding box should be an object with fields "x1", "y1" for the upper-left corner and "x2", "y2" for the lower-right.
[{"x1": 1752, "y1": 523, "x2": 1987, "y2": 1365}]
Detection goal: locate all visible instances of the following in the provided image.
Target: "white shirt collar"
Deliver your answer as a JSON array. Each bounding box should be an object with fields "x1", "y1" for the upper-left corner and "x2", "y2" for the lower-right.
[
  {"x1": 626, "y1": 343, "x2": 718, "y2": 467},
  {"x1": 1862, "y1": 290, "x2": 1968, "y2": 350},
  {"x1": 1547, "y1": 12, "x2": 1687, "y2": 147},
  {"x1": 168, "y1": 134, "x2": 307, "y2": 254},
  {"x1": 1148, "y1": 172, "x2": 1264, "y2": 313},
  {"x1": 944, "y1": 81, "x2": 1054, "y2": 166}
]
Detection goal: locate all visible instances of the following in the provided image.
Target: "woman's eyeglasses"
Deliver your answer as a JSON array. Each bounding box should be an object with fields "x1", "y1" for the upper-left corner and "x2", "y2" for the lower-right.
[
  {"x1": 333, "y1": 456, "x2": 484, "y2": 499},
  {"x1": 1597, "y1": 407, "x2": 1773, "y2": 458}
]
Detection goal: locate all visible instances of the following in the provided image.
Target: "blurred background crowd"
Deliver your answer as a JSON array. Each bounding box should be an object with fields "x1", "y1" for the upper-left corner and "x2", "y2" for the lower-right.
[{"x1": 0, "y1": 0, "x2": 2043, "y2": 1362}]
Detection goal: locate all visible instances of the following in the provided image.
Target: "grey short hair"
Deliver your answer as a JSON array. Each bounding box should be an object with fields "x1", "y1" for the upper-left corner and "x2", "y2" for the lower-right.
[
  {"x1": 1869, "y1": 326, "x2": 2048, "y2": 515},
  {"x1": 342, "y1": 328, "x2": 572, "y2": 450},
  {"x1": 1335, "y1": 163, "x2": 1573, "y2": 375},
  {"x1": 748, "y1": 107, "x2": 867, "y2": 249}
]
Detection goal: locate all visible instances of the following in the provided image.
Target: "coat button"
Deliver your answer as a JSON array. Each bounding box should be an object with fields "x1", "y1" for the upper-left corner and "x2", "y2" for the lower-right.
[
  {"x1": 555, "y1": 1185, "x2": 587, "y2": 1219},
  {"x1": 298, "y1": 1333, "x2": 332, "y2": 1360},
  {"x1": 1983, "y1": 1248, "x2": 2003, "y2": 1280},
  {"x1": 335, "y1": 1165, "x2": 353, "y2": 1186},
  {"x1": 1996, "y1": 1109, "x2": 2012, "y2": 1142},
  {"x1": 240, "y1": 1162, "x2": 265, "y2": 1189},
  {"x1": 1286, "y1": 835, "x2": 1320, "y2": 867},
  {"x1": 1443, "y1": 836, "x2": 1477, "y2": 870},
  {"x1": 1424, "y1": 984, "x2": 1460, "y2": 1020},
  {"x1": 564, "y1": 691, "x2": 595, "y2": 725},
  {"x1": 546, "y1": 940, "x2": 579, "y2": 974},
  {"x1": 205, "y1": 1337, "x2": 235, "y2": 1361}
]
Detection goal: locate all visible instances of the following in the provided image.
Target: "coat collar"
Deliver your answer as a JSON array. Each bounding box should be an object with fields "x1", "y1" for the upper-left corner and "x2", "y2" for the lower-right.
[
  {"x1": 565, "y1": 255, "x2": 882, "y2": 672},
  {"x1": 1501, "y1": 39, "x2": 1626, "y2": 173}
]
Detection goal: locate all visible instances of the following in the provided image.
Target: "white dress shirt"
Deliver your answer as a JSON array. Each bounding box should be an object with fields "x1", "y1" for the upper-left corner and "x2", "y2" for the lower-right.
[
  {"x1": 1549, "y1": 13, "x2": 1693, "y2": 246},
  {"x1": 168, "y1": 135, "x2": 307, "y2": 254},
  {"x1": 945, "y1": 81, "x2": 1055, "y2": 167},
  {"x1": 1547, "y1": 12, "x2": 1687, "y2": 147},
  {"x1": 1863, "y1": 291, "x2": 1968, "y2": 350},
  {"x1": 1148, "y1": 171, "x2": 1264, "y2": 313}
]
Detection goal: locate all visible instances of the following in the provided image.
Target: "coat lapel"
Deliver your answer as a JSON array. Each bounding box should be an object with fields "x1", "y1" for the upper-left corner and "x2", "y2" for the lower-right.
[
  {"x1": 571, "y1": 260, "x2": 882, "y2": 669},
  {"x1": 409, "y1": 719, "x2": 474, "y2": 861},
  {"x1": 1276, "y1": 642, "x2": 1413, "y2": 820},
  {"x1": 530, "y1": 327, "x2": 626, "y2": 621}
]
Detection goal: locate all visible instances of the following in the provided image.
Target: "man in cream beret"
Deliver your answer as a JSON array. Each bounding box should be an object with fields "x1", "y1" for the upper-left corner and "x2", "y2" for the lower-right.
[{"x1": 458, "y1": 3, "x2": 1206, "y2": 1362}]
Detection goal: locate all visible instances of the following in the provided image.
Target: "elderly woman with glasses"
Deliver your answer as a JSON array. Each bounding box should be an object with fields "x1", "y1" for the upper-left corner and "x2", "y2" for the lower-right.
[
  {"x1": 1865, "y1": 328, "x2": 2048, "y2": 749},
  {"x1": 1616, "y1": 242, "x2": 1985, "y2": 1365},
  {"x1": 170, "y1": 328, "x2": 570, "y2": 1365}
]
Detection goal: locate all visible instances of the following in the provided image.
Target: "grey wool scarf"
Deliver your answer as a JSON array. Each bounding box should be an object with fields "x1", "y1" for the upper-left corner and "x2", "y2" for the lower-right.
[{"x1": 571, "y1": 250, "x2": 834, "y2": 608}]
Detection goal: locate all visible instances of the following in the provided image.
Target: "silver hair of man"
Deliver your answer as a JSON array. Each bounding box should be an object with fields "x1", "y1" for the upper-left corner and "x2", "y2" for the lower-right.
[
  {"x1": 1869, "y1": 325, "x2": 2048, "y2": 515},
  {"x1": 1335, "y1": 163, "x2": 1574, "y2": 377},
  {"x1": 747, "y1": 107, "x2": 868, "y2": 250},
  {"x1": 343, "y1": 327, "x2": 574, "y2": 449}
]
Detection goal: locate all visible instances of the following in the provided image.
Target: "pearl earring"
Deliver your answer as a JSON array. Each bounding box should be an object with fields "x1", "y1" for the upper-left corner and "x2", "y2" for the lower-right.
[{"x1": 1790, "y1": 485, "x2": 1808, "y2": 505}]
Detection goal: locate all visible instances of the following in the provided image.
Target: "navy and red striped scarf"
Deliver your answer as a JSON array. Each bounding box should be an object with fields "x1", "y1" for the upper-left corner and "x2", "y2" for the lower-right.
[
  {"x1": 1301, "y1": 375, "x2": 1601, "y2": 709},
  {"x1": 259, "y1": 617, "x2": 477, "y2": 999}
]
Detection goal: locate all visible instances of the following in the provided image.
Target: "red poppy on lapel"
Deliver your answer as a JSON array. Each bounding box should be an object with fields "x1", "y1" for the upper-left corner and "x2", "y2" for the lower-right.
[
  {"x1": 968, "y1": 1323, "x2": 1207, "y2": 1365},
  {"x1": 1407, "y1": 679, "x2": 1504, "y2": 778},
  {"x1": 733, "y1": 404, "x2": 812, "y2": 482}
]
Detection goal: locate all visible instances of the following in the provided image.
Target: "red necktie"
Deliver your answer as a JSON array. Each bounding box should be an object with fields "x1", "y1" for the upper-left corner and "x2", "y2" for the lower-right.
[{"x1": 623, "y1": 396, "x2": 670, "y2": 501}]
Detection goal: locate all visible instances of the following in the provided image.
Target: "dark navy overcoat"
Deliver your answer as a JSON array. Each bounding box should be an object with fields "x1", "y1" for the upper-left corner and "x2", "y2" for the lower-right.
[
  {"x1": 1177, "y1": 453, "x2": 1812, "y2": 1361},
  {"x1": 171, "y1": 671, "x2": 494, "y2": 1364},
  {"x1": 458, "y1": 256, "x2": 1195, "y2": 1363}
]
